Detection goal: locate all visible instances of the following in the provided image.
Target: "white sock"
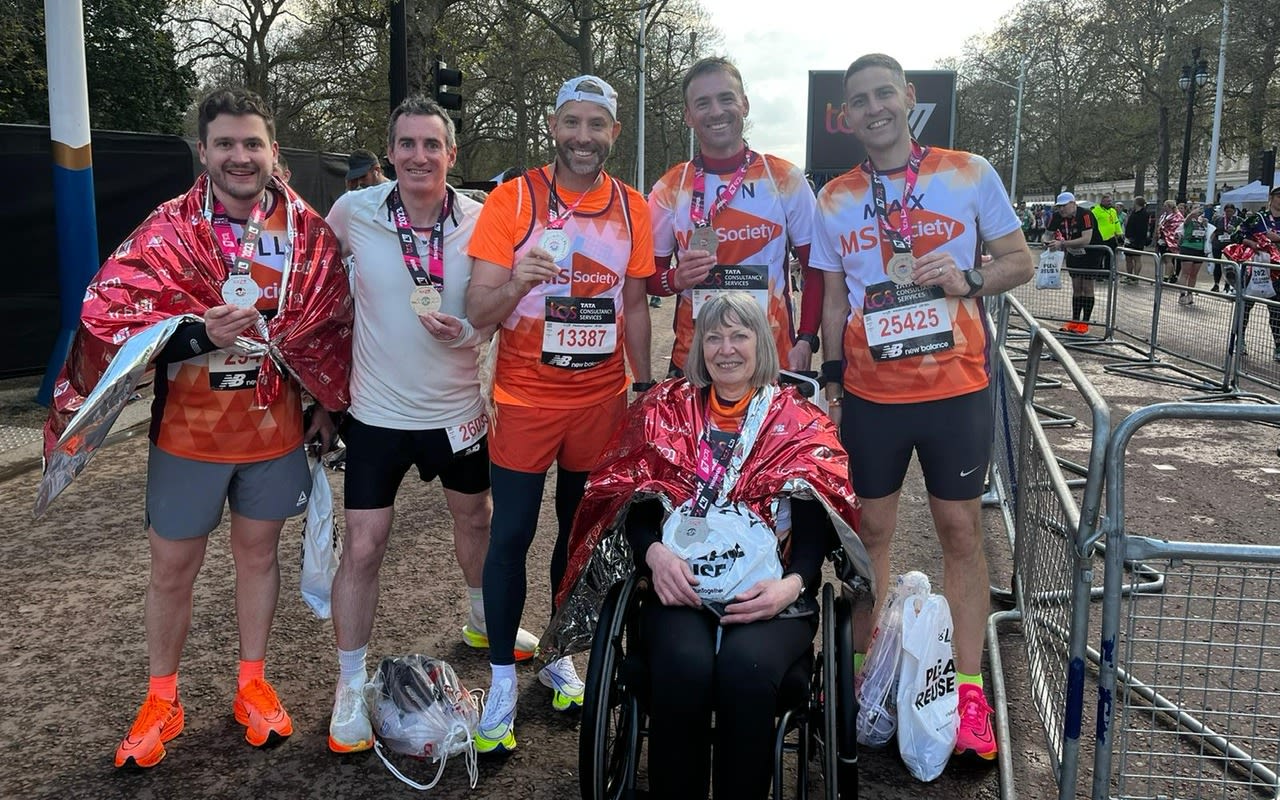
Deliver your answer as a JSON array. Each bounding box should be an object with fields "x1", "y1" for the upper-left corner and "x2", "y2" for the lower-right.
[
  {"x1": 338, "y1": 645, "x2": 367, "y2": 687},
  {"x1": 490, "y1": 662, "x2": 517, "y2": 687},
  {"x1": 468, "y1": 586, "x2": 486, "y2": 631}
]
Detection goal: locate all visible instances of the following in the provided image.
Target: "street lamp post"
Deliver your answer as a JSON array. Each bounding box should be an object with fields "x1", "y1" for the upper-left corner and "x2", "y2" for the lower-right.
[{"x1": 1176, "y1": 46, "x2": 1210, "y2": 204}]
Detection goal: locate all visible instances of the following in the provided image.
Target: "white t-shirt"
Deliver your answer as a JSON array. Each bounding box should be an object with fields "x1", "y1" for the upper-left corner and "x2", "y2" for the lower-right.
[{"x1": 327, "y1": 182, "x2": 492, "y2": 429}]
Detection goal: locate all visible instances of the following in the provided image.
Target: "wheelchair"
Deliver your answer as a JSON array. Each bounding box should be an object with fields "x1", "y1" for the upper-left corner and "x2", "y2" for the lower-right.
[{"x1": 578, "y1": 565, "x2": 861, "y2": 800}]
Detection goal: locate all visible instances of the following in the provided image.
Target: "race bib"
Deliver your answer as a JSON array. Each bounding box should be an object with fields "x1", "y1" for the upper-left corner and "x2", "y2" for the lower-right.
[
  {"x1": 445, "y1": 413, "x2": 487, "y2": 454},
  {"x1": 862, "y1": 280, "x2": 954, "y2": 361},
  {"x1": 541, "y1": 296, "x2": 617, "y2": 369},
  {"x1": 208, "y1": 350, "x2": 262, "y2": 391},
  {"x1": 691, "y1": 265, "x2": 769, "y2": 319}
]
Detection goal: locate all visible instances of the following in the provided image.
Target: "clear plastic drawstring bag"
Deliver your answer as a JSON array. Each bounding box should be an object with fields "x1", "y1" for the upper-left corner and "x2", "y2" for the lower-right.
[{"x1": 366, "y1": 654, "x2": 481, "y2": 791}]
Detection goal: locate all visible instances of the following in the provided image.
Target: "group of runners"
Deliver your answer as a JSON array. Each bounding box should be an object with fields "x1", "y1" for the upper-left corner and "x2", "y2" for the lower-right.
[{"x1": 52, "y1": 50, "x2": 1034, "y2": 774}]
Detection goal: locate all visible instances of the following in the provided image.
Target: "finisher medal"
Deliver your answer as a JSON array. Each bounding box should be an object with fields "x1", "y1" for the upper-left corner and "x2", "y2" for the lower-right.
[
  {"x1": 689, "y1": 226, "x2": 719, "y2": 258},
  {"x1": 221, "y1": 274, "x2": 261, "y2": 308},
  {"x1": 887, "y1": 253, "x2": 916, "y2": 286},
  {"x1": 409, "y1": 284, "x2": 442, "y2": 316},
  {"x1": 539, "y1": 229, "x2": 571, "y2": 262}
]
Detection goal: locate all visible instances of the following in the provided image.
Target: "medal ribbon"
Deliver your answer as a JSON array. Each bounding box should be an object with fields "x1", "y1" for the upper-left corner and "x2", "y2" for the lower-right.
[
  {"x1": 690, "y1": 426, "x2": 740, "y2": 520},
  {"x1": 546, "y1": 168, "x2": 592, "y2": 231},
  {"x1": 867, "y1": 142, "x2": 926, "y2": 256},
  {"x1": 211, "y1": 192, "x2": 271, "y2": 276},
  {"x1": 387, "y1": 185, "x2": 453, "y2": 288},
  {"x1": 689, "y1": 149, "x2": 757, "y2": 228}
]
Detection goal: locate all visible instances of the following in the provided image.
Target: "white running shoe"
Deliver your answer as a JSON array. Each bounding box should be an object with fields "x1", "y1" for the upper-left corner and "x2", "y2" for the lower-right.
[
  {"x1": 476, "y1": 677, "x2": 518, "y2": 754},
  {"x1": 328, "y1": 679, "x2": 373, "y2": 753},
  {"x1": 461, "y1": 616, "x2": 541, "y2": 662},
  {"x1": 538, "y1": 656, "x2": 585, "y2": 711}
]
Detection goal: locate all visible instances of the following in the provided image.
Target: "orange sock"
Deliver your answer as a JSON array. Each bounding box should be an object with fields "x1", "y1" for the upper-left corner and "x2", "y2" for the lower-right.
[
  {"x1": 149, "y1": 672, "x2": 178, "y2": 702},
  {"x1": 238, "y1": 659, "x2": 265, "y2": 690}
]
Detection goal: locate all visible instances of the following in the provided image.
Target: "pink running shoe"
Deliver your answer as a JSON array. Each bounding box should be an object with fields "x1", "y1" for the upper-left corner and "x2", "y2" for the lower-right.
[{"x1": 954, "y1": 683, "x2": 997, "y2": 760}]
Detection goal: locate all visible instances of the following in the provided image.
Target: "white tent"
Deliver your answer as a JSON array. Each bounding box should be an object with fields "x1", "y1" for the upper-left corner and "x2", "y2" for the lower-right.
[{"x1": 1220, "y1": 180, "x2": 1271, "y2": 204}]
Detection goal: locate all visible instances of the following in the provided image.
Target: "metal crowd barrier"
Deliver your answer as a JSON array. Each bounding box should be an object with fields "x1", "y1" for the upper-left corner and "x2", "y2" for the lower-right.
[
  {"x1": 1097, "y1": 248, "x2": 1280, "y2": 404},
  {"x1": 1092, "y1": 402, "x2": 1280, "y2": 800},
  {"x1": 986, "y1": 293, "x2": 1111, "y2": 800}
]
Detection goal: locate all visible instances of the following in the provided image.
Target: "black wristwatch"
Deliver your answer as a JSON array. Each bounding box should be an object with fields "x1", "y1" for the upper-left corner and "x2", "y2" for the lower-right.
[
  {"x1": 796, "y1": 333, "x2": 820, "y2": 351},
  {"x1": 963, "y1": 267, "x2": 985, "y2": 298},
  {"x1": 632, "y1": 380, "x2": 657, "y2": 393}
]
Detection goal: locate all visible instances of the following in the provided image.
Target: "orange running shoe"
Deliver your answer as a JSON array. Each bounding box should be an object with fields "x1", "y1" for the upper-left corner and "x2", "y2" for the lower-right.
[
  {"x1": 115, "y1": 693, "x2": 185, "y2": 769},
  {"x1": 233, "y1": 678, "x2": 294, "y2": 747},
  {"x1": 954, "y1": 683, "x2": 997, "y2": 760}
]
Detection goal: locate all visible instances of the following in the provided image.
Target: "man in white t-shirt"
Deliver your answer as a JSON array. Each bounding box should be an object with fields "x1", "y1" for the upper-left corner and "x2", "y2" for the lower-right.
[{"x1": 322, "y1": 96, "x2": 537, "y2": 754}]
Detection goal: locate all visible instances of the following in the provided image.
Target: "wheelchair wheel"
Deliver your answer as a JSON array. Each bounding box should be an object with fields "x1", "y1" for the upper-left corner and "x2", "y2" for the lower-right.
[
  {"x1": 834, "y1": 591, "x2": 859, "y2": 799},
  {"x1": 821, "y1": 584, "x2": 838, "y2": 800},
  {"x1": 579, "y1": 575, "x2": 642, "y2": 800}
]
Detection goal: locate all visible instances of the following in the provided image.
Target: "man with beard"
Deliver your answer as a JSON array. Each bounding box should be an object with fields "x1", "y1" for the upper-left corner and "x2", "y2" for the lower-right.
[
  {"x1": 59, "y1": 88, "x2": 352, "y2": 769},
  {"x1": 465, "y1": 74, "x2": 655, "y2": 753},
  {"x1": 811, "y1": 53, "x2": 1033, "y2": 762},
  {"x1": 645, "y1": 57, "x2": 822, "y2": 375}
]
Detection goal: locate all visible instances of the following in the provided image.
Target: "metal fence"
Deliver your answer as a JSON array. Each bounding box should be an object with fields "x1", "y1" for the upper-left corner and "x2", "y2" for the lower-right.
[
  {"x1": 987, "y1": 293, "x2": 1111, "y2": 800},
  {"x1": 1093, "y1": 402, "x2": 1280, "y2": 800}
]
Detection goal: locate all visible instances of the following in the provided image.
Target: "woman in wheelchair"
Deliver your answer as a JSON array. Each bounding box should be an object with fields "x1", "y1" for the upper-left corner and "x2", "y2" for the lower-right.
[{"x1": 547, "y1": 293, "x2": 866, "y2": 799}]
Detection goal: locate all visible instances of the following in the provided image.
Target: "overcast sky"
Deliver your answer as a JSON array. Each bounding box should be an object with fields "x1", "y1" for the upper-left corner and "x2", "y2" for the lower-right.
[{"x1": 695, "y1": 0, "x2": 1024, "y2": 166}]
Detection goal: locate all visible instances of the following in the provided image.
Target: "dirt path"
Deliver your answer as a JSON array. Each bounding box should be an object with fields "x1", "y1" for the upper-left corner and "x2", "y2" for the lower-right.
[{"x1": 0, "y1": 296, "x2": 1059, "y2": 799}]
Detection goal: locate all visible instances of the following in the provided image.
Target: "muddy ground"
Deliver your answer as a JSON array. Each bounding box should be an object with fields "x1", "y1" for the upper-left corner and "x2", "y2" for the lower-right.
[{"x1": 11, "y1": 275, "x2": 1271, "y2": 800}]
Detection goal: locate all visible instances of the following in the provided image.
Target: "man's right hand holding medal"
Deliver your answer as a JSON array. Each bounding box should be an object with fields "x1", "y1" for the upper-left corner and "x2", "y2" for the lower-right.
[
  {"x1": 673, "y1": 247, "x2": 716, "y2": 292},
  {"x1": 512, "y1": 247, "x2": 563, "y2": 294},
  {"x1": 204, "y1": 304, "x2": 262, "y2": 348}
]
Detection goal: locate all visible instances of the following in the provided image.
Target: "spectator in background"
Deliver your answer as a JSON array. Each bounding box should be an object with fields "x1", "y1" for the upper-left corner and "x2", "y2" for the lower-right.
[
  {"x1": 346, "y1": 148, "x2": 388, "y2": 191},
  {"x1": 1018, "y1": 202, "x2": 1033, "y2": 242},
  {"x1": 1210, "y1": 202, "x2": 1241, "y2": 292},
  {"x1": 1122, "y1": 196, "x2": 1151, "y2": 283},
  {"x1": 1046, "y1": 191, "x2": 1103, "y2": 333},
  {"x1": 1091, "y1": 193, "x2": 1123, "y2": 275},
  {"x1": 1157, "y1": 200, "x2": 1184, "y2": 282},
  {"x1": 1176, "y1": 205, "x2": 1209, "y2": 305}
]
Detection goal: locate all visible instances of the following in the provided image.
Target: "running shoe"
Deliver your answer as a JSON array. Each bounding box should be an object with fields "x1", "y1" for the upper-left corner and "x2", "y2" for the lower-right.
[
  {"x1": 476, "y1": 677, "x2": 518, "y2": 754},
  {"x1": 461, "y1": 619, "x2": 540, "y2": 662},
  {"x1": 1070, "y1": 321, "x2": 1090, "y2": 334},
  {"x1": 115, "y1": 693, "x2": 185, "y2": 769},
  {"x1": 538, "y1": 656, "x2": 585, "y2": 711},
  {"x1": 328, "y1": 679, "x2": 373, "y2": 753},
  {"x1": 233, "y1": 678, "x2": 293, "y2": 747},
  {"x1": 954, "y1": 683, "x2": 997, "y2": 760},
  {"x1": 1178, "y1": 292, "x2": 1191, "y2": 306}
]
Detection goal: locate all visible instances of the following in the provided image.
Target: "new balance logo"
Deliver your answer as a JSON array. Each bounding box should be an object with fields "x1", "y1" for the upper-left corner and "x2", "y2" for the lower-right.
[
  {"x1": 547, "y1": 354, "x2": 573, "y2": 367},
  {"x1": 883, "y1": 342, "x2": 904, "y2": 359},
  {"x1": 216, "y1": 373, "x2": 247, "y2": 389}
]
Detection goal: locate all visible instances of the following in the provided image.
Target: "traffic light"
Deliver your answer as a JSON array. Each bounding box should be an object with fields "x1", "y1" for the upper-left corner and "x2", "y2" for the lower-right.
[
  {"x1": 433, "y1": 59, "x2": 462, "y2": 111},
  {"x1": 1261, "y1": 149, "x2": 1277, "y2": 188}
]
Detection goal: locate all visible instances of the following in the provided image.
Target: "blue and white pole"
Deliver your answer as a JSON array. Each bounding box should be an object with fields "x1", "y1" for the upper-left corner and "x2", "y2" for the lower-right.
[{"x1": 39, "y1": 0, "x2": 100, "y2": 405}]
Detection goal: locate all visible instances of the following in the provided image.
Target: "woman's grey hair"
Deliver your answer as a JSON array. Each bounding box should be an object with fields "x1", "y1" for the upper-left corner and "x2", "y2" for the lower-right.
[{"x1": 685, "y1": 292, "x2": 779, "y2": 389}]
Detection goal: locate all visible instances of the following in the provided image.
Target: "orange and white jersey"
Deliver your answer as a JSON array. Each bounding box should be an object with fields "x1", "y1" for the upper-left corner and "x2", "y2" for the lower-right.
[
  {"x1": 467, "y1": 166, "x2": 655, "y2": 410},
  {"x1": 152, "y1": 194, "x2": 303, "y2": 461},
  {"x1": 649, "y1": 152, "x2": 815, "y2": 370},
  {"x1": 810, "y1": 147, "x2": 1020, "y2": 404}
]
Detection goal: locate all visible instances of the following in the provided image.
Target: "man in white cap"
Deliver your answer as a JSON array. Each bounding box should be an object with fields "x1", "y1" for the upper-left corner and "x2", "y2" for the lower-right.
[
  {"x1": 1045, "y1": 191, "x2": 1103, "y2": 333},
  {"x1": 465, "y1": 74, "x2": 655, "y2": 753}
]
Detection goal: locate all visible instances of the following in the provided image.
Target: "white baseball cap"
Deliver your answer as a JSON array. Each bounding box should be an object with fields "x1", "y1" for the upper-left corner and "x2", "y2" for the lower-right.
[
  {"x1": 1055, "y1": 191, "x2": 1076, "y2": 205},
  {"x1": 555, "y1": 75, "x2": 618, "y2": 118}
]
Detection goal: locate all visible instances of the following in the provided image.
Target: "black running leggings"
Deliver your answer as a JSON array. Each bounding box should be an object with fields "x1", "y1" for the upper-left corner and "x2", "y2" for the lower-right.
[
  {"x1": 481, "y1": 464, "x2": 588, "y2": 666},
  {"x1": 642, "y1": 602, "x2": 817, "y2": 800}
]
